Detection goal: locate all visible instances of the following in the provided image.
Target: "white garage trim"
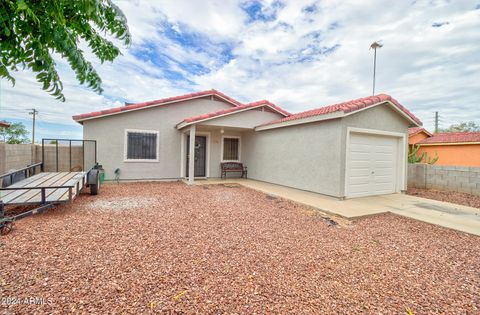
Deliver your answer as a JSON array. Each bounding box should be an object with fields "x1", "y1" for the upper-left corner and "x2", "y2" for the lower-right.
[{"x1": 344, "y1": 127, "x2": 406, "y2": 198}]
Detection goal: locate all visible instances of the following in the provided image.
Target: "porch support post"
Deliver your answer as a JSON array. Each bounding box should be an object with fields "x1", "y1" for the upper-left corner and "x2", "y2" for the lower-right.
[{"x1": 188, "y1": 125, "x2": 196, "y2": 184}]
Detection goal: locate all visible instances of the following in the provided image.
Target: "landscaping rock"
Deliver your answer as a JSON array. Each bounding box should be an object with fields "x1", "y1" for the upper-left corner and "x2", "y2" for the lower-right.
[{"x1": 0, "y1": 182, "x2": 478, "y2": 313}]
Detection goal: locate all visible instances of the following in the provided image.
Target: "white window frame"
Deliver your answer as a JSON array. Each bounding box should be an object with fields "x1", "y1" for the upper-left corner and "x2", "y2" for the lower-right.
[
  {"x1": 221, "y1": 135, "x2": 241, "y2": 162},
  {"x1": 124, "y1": 129, "x2": 160, "y2": 162}
]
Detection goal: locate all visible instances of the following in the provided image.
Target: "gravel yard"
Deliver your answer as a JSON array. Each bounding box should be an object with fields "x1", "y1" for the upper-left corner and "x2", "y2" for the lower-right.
[
  {"x1": 1, "y1": 182, "x2": 479, "y2": 314},
  {"x1": 407, "y1": 187, "x2": 480, "y2": 209}
]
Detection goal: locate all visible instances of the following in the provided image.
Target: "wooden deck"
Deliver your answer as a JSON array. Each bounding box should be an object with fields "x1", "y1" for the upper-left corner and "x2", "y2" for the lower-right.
[{"x1": 0, "y1": 172, "x2": 87, "y2": 205}]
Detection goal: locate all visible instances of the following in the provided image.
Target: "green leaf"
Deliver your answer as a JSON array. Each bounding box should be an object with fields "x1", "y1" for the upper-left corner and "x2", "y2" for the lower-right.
[
  {"x1": 16, "y1": 0, "x2": 27, "y2": 11},
  {"x1": 2, "y1": 0, "x2": 131, "y2": 102}
]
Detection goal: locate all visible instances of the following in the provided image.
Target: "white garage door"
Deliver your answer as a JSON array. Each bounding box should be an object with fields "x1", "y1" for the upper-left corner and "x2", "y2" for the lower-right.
[{"x1": 347, "y1": 133, "x2": 399, "y2": 198}]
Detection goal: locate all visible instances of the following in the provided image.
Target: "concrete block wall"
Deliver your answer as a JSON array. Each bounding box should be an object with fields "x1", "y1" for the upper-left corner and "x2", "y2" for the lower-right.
[
  {"x1": 35, "y1": 145, "x2": 85, "y2": 172},
  {"x1": 0, "y1": 143, "x2": 35, "y2": 174},
  {"x1": 0, "y1": 143, "x2": 85, "y2": 175},
  {"x1": 408, "y1": 164, "x2": 480, "y2": 195}
]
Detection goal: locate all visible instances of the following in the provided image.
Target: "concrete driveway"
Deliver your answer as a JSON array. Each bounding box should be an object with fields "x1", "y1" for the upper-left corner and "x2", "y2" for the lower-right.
[
  {"x1": 337, "y1": 193, "x2": 480, "y2": 236},
  {"x1": 195, "y1": 179, "x2": 480, "y2": 236}
]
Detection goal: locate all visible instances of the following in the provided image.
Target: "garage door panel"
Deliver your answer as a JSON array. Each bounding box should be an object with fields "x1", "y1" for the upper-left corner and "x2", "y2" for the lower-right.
[
  {"x1": 374, "y1": 168, "x2": 394, "y2": 176},
  {"x1": 350, "y1": 161, "x2": 370, "y2": 169},
  {"x1": 374, "y1": 175, "x2": 394, "y2": 183},
  {"x1": 350, "y1": 152, "x2": 370, "y2": 161},
  {"x1": 349, "y1": 176, "x2": 370, "y2": 185},
  {"x1": 375, "y1": 161, "x2": 395, "y2": 168},
  {"x1": 349, "y1": 168, "x2": 371, "y2": 177},
  {"x1": 347, "y1": 133, "x2": 400, "y2": 198},
  {"x1": 348, "y1": 183, "x2": 370, "y2": 195},
  {"x1": 374, "y1": 152, "x2": 394, "y2": 159},
  {"x1": 350, "y1": 145, "x2": 372, "y2": 154},
  {"x1": 373, "y1": 187, "x2": 395, "y2": 194}
]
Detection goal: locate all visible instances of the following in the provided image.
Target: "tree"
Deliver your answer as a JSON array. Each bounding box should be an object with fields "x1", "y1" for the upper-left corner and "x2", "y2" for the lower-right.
[
  {"x1": 0, "y1": 121, "x2": 29, "y2": 144},
  {"x1": 0, "y1": 0, "x2": 131, "y2": 101},
  {"x1": 439, "y1": 121, "x2": 480, "y2": 133}
]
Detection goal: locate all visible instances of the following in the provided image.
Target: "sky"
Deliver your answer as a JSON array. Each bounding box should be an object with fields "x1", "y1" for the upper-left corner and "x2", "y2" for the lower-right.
[{"x1": 0, "y1": 0, "x2": 479, "y2": 141}]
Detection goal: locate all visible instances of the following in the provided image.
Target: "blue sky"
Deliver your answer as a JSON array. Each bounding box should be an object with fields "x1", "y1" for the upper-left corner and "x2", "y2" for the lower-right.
[{"x1": 1, "y1": 0, "x2": 479, "y2": 141}]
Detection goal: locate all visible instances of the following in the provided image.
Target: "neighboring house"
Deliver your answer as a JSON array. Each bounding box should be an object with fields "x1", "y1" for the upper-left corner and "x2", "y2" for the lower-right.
[
  {"x1": 408, "y1": 127, "x2": 432, "y2": 148},
  {"x1": 409, "y1": 128, "x2": 480, "y2": 167},
  {"x1": 0, "y1": 122, "x2": 10, "y2": 128},
  {"x1": 73, "y1": 90, "x2": 421, "y2": 199}
]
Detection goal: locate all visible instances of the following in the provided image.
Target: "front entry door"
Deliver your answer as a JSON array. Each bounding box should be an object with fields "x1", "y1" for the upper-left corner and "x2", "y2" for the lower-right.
[{"x1": 186, "y1": 136, "x2": 207, "y2": 177}]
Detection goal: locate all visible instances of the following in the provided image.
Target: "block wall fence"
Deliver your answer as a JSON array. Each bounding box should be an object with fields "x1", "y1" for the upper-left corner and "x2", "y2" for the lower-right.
[
  {"x1": 0, "y1": 143, "x2": 84, "y2": 175},
  {"x1": 408, "y1": 163, "x2": 480, "y2": 196}
]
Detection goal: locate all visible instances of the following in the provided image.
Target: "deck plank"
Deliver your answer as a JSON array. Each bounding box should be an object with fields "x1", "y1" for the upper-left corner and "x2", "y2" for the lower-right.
[
  {"x1": 0, "y1": 173, "x2": 60, "y2": 203},
  {"x1": 27, "y1": 172, "x2": 82, "y2": 204},
  {"x1": 1, "y1": 172, "x2": 86, "y2": 205},
  {"x1": 13, "y1": 172, "x2": 74, "y2": 204},
  {"x1": 47, "y1": 173, "x2": 87, "y2": 202},
  {"x1": 0, "y1": 173, "x2": 51, "y2": 199}
]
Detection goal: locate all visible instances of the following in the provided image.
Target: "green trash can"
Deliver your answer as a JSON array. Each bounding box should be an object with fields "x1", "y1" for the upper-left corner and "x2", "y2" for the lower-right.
[{"x1": 95, "y1": 164, "x2": 105, "y2": 184}]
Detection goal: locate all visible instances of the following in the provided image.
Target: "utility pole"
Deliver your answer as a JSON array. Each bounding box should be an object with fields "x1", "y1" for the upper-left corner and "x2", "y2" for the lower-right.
[
  {"x1": 29, "y1": 108, "x2": 38, "y2": 144},
  {"x1": 370, "y1": 41, "x2": 383, "y2": 95},
  {"x1": 434, "y1": 111, "x2": 439, "y2": 133}
]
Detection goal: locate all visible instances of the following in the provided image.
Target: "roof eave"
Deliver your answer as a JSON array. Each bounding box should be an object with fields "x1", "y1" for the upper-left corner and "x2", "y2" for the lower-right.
[
  {"x1": 418, "y1": 141, "x2": 480, "y2": 146},
  {"x1": 341, "y1": 100, "x2": 421, "y2": 127},
  {"x1": 176, "y1": 103, "x2": 289, "y2": 130},
  {"x1": 255, "y1": 111, "x2": 345, "y2": 131},
  {"x1": 72, "y1": 91, "x2": 241, "y2": 123},
  {"x1": 255, "y1": 100, "x2": 421, "y2": 131}
]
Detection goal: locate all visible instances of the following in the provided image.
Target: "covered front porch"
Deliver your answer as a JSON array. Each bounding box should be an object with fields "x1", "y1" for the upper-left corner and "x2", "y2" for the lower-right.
[
  {"x1": 175, "y1": 99, "x2": 290, "y2": 184},
  {"x1": 179, "y1": 124, "x2": 251, "y2": 184}
]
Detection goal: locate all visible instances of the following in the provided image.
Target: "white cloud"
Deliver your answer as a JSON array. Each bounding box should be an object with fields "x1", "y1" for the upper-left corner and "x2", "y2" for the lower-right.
[{"x1": 0, "y1": 0, "x2": 479, "y2": 137}]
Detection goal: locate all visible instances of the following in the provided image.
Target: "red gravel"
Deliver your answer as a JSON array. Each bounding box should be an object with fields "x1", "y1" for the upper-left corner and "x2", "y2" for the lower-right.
[
  {"x1": 1, "y1": 182, "x2": 479, "y2": 314},
  {"x1": 407, "y1": 187, "x2": 480, "y2": 209}
]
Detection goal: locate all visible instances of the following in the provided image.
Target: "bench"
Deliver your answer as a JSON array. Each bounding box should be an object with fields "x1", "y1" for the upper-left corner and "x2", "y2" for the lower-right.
[{"x1": 220, "y1": 162, "x2": 247, "y2": 179}]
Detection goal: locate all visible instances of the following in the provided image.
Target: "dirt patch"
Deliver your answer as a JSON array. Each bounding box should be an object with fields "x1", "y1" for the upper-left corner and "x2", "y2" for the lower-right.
[
  {"x1": 83, "y1": 197, "x2": 159, "y2": 212},
  {"x1": 1, "y1": 182, "x2": 479, "y2": 314},
  {"x1": 407, "y1": 187, "x2": 480, "y2": 209}
]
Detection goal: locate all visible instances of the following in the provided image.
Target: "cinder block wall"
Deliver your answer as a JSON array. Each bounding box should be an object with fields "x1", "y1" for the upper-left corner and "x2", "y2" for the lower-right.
[
  {"x1": 0, "y1": 143, "x2": 35, "y2": 174},
  {"x1": 408, "y1": 164, "x2": 480, "y2": 195},
  {"x1": 35, "y1": 145, "x2": 85, "y2": 172},
  {"x1": 0, "y1": 143, "x2": 86, "y2": 175}
]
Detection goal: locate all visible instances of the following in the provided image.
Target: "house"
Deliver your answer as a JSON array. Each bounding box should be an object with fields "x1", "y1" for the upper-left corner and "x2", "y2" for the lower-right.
[
  {"x1": 73, "y1": 90, "x2": 422, "y2": 199},
  {"x1": 409, "y1": 128, "x2": 480, "y2": 167},
  {"x1": 0, "y1": 122, "x2": 10, "y2": 128},
  {"x1": 408, "y1": 127, "x2": 432, "y2": 147}
]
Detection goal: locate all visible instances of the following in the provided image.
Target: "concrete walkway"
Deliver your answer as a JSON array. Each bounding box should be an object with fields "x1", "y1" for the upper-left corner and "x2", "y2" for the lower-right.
[{"x1": 193, "y1": 178, "x2": 480, "y2": 236}]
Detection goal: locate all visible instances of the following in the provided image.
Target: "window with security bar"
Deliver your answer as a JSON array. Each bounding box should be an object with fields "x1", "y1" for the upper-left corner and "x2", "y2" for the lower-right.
[
  {"x1": 222, "y1": 137, "x2": 239, "y2": 161},
  {"x1": 125, "y1": 130, "x2": 158, "y2": 161}
]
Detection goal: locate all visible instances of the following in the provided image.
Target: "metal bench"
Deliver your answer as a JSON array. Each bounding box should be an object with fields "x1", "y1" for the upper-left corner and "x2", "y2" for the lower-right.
[{"x1": 220, "y1": 162, "x2": 247, "y2": 179}]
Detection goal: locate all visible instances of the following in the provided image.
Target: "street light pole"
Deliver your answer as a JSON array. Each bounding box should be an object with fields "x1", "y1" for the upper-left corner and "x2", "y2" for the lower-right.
[
  {"x1": 370, "y1": 41, "x2": 383, "y2": 95},
  {"x1": 29, "y1": 108, "x2": 38, "y2": 144}
]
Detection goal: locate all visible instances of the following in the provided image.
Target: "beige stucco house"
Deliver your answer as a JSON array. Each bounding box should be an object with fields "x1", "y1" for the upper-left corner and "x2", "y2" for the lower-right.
[{"x1": 73, "y1": 90, "x2": 422, "y2": 199}]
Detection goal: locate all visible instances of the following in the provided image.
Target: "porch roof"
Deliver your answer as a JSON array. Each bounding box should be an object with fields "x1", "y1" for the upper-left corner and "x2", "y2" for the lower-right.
[{"x1": 176, "y1": 100, "x2": 290, "y2": 129}]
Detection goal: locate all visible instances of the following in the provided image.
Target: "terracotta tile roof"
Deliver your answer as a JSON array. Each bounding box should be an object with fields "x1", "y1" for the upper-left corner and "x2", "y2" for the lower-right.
[
  {"x1": 418, "y1": 132, "x2": 480, "y2": 144},
  {"x1": 179, "y1": 100, "x2": 290, "y2": 126},
  {"x1": 73, "y1": 89, "x2": 243, "y2": 122},
  {"x1": 0, "y1": 121, "x2": 10, "y2": 128},
  {"x1": 408, "y1": 127, "x2": 432, "y2": 137},
  {"x1": 258, "y1": 94, "x2": 422, "y2": 127}
]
